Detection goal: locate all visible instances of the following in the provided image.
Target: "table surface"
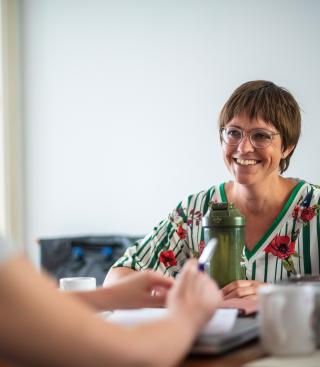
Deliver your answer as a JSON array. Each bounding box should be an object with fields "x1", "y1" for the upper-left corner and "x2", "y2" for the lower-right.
[
  {"x1": 0, "y1": 340, "x2": 266, "y2": 367},
  {"x1": 181, "y1": 340, "x2": 266, "y2": 367}
]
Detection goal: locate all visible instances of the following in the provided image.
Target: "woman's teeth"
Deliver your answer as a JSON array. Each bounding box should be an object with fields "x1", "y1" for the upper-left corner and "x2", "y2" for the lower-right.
[{"x1": 236, "y1": 159, "x2": 258, "y2": 166}]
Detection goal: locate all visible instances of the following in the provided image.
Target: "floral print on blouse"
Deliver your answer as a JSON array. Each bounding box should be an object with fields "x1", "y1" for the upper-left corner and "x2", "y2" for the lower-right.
[{"x1": 112, "y1": 180, "x2": 320, "y2": 283}]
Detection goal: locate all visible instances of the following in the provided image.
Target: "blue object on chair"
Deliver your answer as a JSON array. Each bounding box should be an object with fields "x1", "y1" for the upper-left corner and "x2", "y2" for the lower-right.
[
  {"x1": 72, "y1": 246, "x2": 84, "y2": 259},
  {"x1": 102, "y1": 246, "x2": 113, "y2": 259}
]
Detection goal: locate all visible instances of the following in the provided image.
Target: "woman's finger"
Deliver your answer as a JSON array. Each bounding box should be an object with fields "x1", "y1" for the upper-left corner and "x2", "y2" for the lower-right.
[
  {"x1": 223, "y1": 286, "x2": 256, "y2": 299},
  {"x1": 221, "y1": 280, "x2": 253, "y2": 296},
  {"x1": 143, "y1": 271, "x2": 174, "y2": 290}
]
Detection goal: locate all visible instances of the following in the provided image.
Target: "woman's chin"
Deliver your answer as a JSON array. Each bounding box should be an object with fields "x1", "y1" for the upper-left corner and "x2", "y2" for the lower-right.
[
  {"x1": 231, "y1": 164, "x2": 263, "y2": 185},
  {"x1": 233, "y1": 172, "x2": 259, "y2": 186}
]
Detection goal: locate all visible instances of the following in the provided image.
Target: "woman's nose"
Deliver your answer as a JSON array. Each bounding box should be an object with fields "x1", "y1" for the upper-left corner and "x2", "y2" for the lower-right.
[{"x1": 237, "y1": 135, "x2": 255, "y2": 153}]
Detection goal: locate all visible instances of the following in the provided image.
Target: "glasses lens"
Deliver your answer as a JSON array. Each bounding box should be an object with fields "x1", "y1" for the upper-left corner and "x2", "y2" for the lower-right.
[
  {"x1": 223, "y1": 127, "x2": 242, "y2": 145},
  {"x1": 250, "y1": 130, "x2": 273, "y2": 148}
]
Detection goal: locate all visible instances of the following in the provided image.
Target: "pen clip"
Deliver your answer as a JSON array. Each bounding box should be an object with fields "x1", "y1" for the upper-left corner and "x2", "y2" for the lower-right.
[{"x1": 198, "y1": 263, "x2": 205, "y2": 271}]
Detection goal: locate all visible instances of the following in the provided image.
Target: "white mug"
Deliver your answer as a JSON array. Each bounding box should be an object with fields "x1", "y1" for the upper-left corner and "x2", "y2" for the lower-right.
[
  {"x1": 59, "y1": 277, "x2": 96, "y2": 291},
  {"x1": 315, "y1": 289, "x2": 320, "y2": 347},
  {"x1": 296, "y1": 282, "x2": 320, "y2": 348},
  {"x1": 258, "y1": 284, "x2": 315, "y2": 356}
]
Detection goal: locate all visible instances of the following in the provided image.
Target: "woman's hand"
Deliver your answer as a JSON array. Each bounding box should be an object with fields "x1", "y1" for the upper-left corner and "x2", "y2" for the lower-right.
[
  {"x1": 221, "y1": 280, "x2": 266, "y2": 300},
  {"x1": 73, "y1": 270, "x2": 174, "y2": 311},
  {"x1": 108, "y1": 270, "x2": 175, "y2": 308},
  {"x1": 166, "y1": 259, "x2": 222, "y2": 330}
]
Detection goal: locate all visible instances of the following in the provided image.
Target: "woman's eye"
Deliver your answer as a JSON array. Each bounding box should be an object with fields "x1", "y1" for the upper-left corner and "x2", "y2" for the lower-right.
[
  {"x1": 227, "y1": 129, "x2": 241, "y2": 138},
  {"x1": 252, "y1": 132, "x2": 271, "y2": 141}
]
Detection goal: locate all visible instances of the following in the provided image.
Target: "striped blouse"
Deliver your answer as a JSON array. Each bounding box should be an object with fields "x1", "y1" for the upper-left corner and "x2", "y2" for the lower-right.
[{"x1": 112, "y1": 180, "x2": 320, "y2": 283}]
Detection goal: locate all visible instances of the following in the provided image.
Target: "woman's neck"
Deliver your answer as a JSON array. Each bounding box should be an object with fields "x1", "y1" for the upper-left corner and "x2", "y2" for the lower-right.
[{"x1": 225, "y1": 176, "x2": 296, "y2": 216}]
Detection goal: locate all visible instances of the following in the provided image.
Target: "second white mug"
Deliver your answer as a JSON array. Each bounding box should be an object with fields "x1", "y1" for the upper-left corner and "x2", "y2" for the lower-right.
[{"x1": 258, "y1": 284, "x2": 315, "y2": 356}]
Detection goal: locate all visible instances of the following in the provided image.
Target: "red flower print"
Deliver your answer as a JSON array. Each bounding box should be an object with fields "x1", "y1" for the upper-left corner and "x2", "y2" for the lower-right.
[
  {"x1": 187, "y1": 210, "x2": 202, "y2": 226},
  {"x1": 198, "y1": 241, "x2": 205, "y2": 255},
  {"x1": 292, "y1": 206, "x2": 300, "y2": 219},
  {"x1": 264, "y1": 235, "x2": 296, "y2": 260},
  {"x1": 159, "y1": 250, "x2": 177, "y2": 268},
  {"x1": 176, "y1": 225, "x2": 187, "y2": 240},
  {"x1": 300, "y1": 207, "x2": 316, "y2": 222}
]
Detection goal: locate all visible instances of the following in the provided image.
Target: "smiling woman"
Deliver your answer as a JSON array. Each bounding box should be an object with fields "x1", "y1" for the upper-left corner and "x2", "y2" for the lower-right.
[
  {"x1": 105, "y1": 80, "x2": 320, "y2": 300},
  {"x1": 221, "y1": 113, "x2": 294, "y2": 188}
]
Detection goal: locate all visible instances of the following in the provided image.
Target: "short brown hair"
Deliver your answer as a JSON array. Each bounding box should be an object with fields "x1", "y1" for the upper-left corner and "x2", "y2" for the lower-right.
[{"x1": 218, "y1": 80, "x2": 301, "y2": 173}]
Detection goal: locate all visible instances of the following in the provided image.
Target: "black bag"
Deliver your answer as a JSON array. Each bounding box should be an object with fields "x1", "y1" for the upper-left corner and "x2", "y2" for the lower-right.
[{"x1": 39, "y1": 235, "x2": 139, "y2": 286}]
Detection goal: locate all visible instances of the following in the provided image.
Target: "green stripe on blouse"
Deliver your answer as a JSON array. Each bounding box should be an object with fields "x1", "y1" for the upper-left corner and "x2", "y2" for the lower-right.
[
  {"x1": 203, "y1": 187, "x2": 214, "y2": 212},
  {"x1": 303, "y1": 223, "x2": 311, "y2": 274},
  {"x1": 220, "y1": 183, "x2": 227, "y2": 202},
  {"x1": 298, "y1": 237, "x2": 301, "y2": 274},
  {"x1": 285, "y1": 223, "x2": 290, "y2": 278},
  {"x1": 264, "y1": 253, "x2": 268, "y2": 282},
  {"x1": 189, "y1": 191, "x2": 203, "y2": 250},
  {"x1": 252, "y1": 261, "x2": 256, "y2": 280},
  {"x1": 245, "y1": 180, "x2": 305, "y2": 260},
  {"x1": 274, "y1": 257, "x2": 279, "y2": 283}
]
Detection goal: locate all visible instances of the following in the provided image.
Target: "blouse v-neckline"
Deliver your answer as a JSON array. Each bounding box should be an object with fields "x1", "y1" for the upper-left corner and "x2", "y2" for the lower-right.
[{"x1": 218, "y1": 180, "x2": 305, "y2": 260}]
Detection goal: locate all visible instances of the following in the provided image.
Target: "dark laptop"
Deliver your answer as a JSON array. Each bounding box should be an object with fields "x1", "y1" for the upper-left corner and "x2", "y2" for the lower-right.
[{"x1": 191, "y1": 316, "x2": 260, "y2": 355}]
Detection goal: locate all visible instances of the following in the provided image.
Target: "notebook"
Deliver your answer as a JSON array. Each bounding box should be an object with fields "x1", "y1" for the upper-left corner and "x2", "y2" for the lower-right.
[{"x1": 107, "y1": 307, "x2": 259, "y2": 355}]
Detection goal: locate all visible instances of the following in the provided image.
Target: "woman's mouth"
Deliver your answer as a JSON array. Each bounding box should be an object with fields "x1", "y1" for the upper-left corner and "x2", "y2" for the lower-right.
[{"x1": 233, "y1": 158, "x2": 261, "y2": 166}]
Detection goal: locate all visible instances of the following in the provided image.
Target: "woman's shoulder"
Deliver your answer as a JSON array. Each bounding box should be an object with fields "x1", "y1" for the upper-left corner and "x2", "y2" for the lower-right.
[
  {"x1": 286, "y1": 178, "x2": 320, "y2": 193},
  {"x1": 309, "y1": 182, "x2": 320, "y2": 191},
  {"x1": 178, "y1": 183, "x2": 226, "y2": 215},
  {"x1": 299, "y1": 180, "x2": 320, "y2": 195},
  {"x1": 183, "y1": 183, "x2": 224, "y2": 203},
  {"x1": 306, "y1": 181, "x2": 320, "y2": 204},
  {"x1": 290, "y1": 179, "x2": 320, "y2": 209}
]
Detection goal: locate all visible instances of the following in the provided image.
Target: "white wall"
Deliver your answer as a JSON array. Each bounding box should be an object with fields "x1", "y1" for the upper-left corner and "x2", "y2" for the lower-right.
[{"x1": 20, "y1": 0, "x2": 320, "y2": 263}]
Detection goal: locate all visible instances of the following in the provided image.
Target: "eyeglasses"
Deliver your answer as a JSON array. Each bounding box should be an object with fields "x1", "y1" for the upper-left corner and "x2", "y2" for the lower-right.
[{"x1": 221, "y1": 126, "x2": 280, "y2": 149}]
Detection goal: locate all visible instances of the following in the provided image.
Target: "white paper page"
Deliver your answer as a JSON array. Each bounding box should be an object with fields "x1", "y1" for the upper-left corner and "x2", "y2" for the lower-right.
[{"x1": 107, "y1": 308, "x2": 238, "y2": 336}]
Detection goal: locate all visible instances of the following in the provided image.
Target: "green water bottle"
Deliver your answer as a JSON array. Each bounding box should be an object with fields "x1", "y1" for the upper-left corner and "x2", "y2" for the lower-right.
[{"x1": 202, "y1": 202, "x2": 246, "y2": 288}]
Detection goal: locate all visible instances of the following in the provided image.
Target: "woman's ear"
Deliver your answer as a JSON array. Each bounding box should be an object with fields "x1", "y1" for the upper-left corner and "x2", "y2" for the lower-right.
[{"x1": 281, "y1": 145, "x2": 295, "y2": 159}]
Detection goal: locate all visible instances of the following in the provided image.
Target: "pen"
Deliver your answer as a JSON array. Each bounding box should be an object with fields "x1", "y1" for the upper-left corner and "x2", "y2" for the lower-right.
[{"x1": 198, "y1": 239, "x2": 218, "y2": 271}]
